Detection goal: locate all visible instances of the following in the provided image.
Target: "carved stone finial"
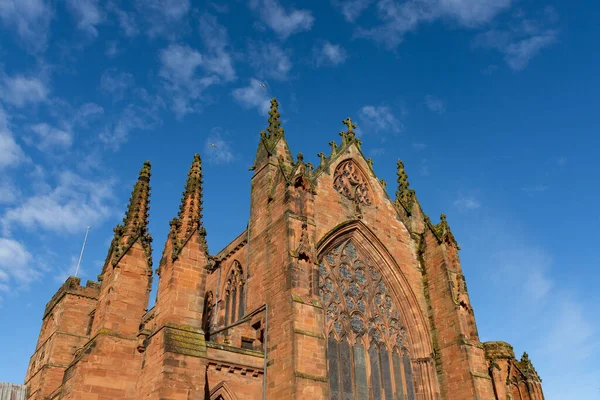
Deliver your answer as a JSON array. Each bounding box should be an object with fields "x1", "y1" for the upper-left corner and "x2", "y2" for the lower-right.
[
  {"x1": 435, "y1": 213, "x2": 459, "y2": 248},
  {"x1": 296, "y1": 152, "x2": 304, "y2": 163},
  {"x1": 366, "y1": 158, "x2": 374, "y2": 168},
  {"x1": 342, "y1": 117, "x2": 357, "y2": 136},
  {"x1": 317, "y1": 152, "x2": 327, "y2": 166},
  {"x1": 380, "y1": 179, "x2": 387, "y2": 188},
  {"x1": 329, "y1": 141, "x2": 338, "y2": 154}
]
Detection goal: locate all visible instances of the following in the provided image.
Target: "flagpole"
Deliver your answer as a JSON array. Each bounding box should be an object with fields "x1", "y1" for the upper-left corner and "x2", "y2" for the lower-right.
[{"x1": 74, "y1": 226, "x2": 91, "y2": 278}]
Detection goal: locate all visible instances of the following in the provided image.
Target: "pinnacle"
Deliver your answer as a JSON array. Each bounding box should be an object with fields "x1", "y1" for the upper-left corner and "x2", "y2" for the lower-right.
[
  {"x1": 122, "y1": 160, "x2": 152, "y2": 235},
  {"x1": 174, "y1": 154, "x2": 204, "y2": 237},
  {"x1": 266, "y1": 97, "x2": 284, "y2": 139}
]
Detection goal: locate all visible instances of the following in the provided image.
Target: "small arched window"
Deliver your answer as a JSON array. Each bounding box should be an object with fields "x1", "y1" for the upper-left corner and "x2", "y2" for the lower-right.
[
  {"x1": 202, "y1": 291, "x2": 214, "y2": 340},
  {"x1": 224, "y1": 261, "x2": 244, "y2": 326}
]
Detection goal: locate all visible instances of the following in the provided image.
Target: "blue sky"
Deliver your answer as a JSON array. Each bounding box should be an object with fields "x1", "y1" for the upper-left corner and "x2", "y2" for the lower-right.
[{"x1": 0, "y1": 0, "x2": 598, "y2": 398}]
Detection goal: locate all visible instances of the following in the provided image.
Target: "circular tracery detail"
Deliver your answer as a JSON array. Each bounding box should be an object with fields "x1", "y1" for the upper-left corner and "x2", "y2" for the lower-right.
[
  {"x1": 333, "y1": 160, "x2": 372, "y2": 206},
  {"x1": 318, "y1": 239, "x2": 407, "y2": 346}
]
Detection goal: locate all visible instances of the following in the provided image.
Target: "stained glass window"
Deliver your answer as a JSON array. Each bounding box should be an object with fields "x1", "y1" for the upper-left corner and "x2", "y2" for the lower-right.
[{"x1": 319, "y1": 239, "x2": 417, "y2": 400}]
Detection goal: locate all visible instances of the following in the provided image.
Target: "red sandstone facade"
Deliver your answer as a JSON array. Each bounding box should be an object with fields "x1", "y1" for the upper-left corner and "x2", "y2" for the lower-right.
[{"x1": 24, "y1": 99, "x2": 544, "y2": 400}]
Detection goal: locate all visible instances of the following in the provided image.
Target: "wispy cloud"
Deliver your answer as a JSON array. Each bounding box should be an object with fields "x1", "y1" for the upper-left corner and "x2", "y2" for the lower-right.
[
  {"x1": 108, "y1": 3, "x2": 139, "y2": 37},
  {"x1": 249, "y1": 0, "x2": 314, "y2": 39},
  {"x1": 473, "y1": 7, "x2": 559, "y2": 71},
  {"x1": 412, "y1": 142, "x2": 426, "y2": 150},
  {"x1": 28, "y1": 123, "x2": 73, "y2": 152},
  {"x1": 248, "y1": 41, "x2": 292, "y2": 81},
  {"x1": 0, "y1": 106, "x2": 29, "y2": 170},
  {"x1": 342, "y1": 0, "x2": 511, "y2": 49},
  {"x1": 99, "y1": 68, "x2": 135, "y2": 102},
  {"x1": 232, "y1": 78, "x2": 271, "y2": 116},
  {"x1": 158, "y1": 15, "x2": 235, "y2": 118},
  {"x1": 65, "y1": 0, "x2": 104, "y2": 37},
  {"x1": 204, "y1": 128, "x2": 235, "y2": 165},
  {"x1": 521, "y1": 184, "x2": 548, "y2": 196},
  {"x1": 0, "y1": 0, "x2": 53, "y2": 52},
  {"x1": 454, "y1": 195, "x2": 481, "y2": 211},
  {"x1": 100, "y1": 98, "x2": 162, "y2": 150},
  {"x1": 313, "y1": 41, "x2": 348, "y2": 67},
  {"x1": 0, "y1": 178, "x2": 20, "y2": 205},
  {"x1": 135, "y1": 0, "x2": 190, "y2": 37},
  {"x1": 198, "y1": 13, "x2": 236, "y2": 82},
  {"x1": 0, "y1": 72, "x2": 49, "y2": 107},
  {"x1": 358, "y1": 105, "x2": 401, "y2": 134},
  {"x1": 332, "y1": 0, "x2": 374, "y2": 22},
  {"x1": 2, "y1": 170, "x2": 116, "y2": 236},
  {"x1": 424, "y1": 94, "x2": 446, "y2": 114},
  {"x1": 0, "y1": 238, "x2": 40, "y2": 296},
  {"x1": 158, "y1": 44, "x2": 216, "y2": 117}
]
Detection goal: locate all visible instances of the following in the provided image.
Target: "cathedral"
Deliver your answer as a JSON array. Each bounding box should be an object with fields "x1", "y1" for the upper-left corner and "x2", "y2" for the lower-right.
[{"x1": 24, "y1": 99, "x2": 544, "y2": 400}]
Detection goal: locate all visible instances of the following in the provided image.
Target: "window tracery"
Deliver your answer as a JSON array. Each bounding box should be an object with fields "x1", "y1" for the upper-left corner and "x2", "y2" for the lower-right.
[
  {"x1": 333, "y1": 160, "x2": 372, "y2": 206},
  {"x1": 224, "y1": 262, "x2": 244, "y2": 326},
  {"x1": 319, "y1": 239, "x2": 416, "y2": 400}
]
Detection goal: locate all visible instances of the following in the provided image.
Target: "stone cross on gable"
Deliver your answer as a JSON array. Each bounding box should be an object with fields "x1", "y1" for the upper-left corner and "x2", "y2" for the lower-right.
[{"x1": 342, "y1": 117, "x2": 356, "y2": 135}]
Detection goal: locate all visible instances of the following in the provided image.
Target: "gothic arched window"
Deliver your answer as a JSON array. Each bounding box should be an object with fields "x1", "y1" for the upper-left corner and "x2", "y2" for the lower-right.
[
  {"x1": 224, "y1": 261, "x2": 244, "y2": 326},
  {"x1": 319, "y1": 239, "x2": 417, "y2": 400}
]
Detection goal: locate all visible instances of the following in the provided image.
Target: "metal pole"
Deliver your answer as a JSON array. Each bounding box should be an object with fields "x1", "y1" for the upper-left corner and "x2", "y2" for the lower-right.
[{"x1": 74, "y1": 226, "x2": 91, "y2": 278}]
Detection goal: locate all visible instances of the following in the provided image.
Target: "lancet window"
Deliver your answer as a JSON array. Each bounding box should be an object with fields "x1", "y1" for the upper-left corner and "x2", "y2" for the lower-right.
[
  {"x1": 319, "y1": 239, "x2": 417, "y2": 400},
  {"x1": 224, "y1": 261, "x2": 244, "y2": 326}
]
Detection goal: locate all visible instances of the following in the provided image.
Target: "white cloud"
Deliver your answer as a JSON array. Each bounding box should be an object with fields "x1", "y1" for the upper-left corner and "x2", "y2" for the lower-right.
[
  {"x1": 412, "y1": 142, "x2": 426, "y2": 150},
  {"x1": 65, "y1": 0, "x2": 104, "y2": 37},
  {"x1": 358, "y1": 105, "x2": 401, "y2": 133},
  {"x1": 0, "y1": 72, "x2": 48, "y2": 107},
  {"x1": 2, "y1": 170, "x2": 116, "y2": 235},
  {"x1": 232, "y1": 79, "x2": 271, "y2": 116},
  {"x1": 204, "y1": 128, "x2": 234, "y2": 165},
  {"x1": 0, "y1": 106, "x2": 28, "y2": 169},
  {"x1": 198, "y1": 13, "x2": 236, "y2": 81},
  {"x1": 0, "y1": 178, "x2": 20, "y2": 204},
  {"x1": 159, "y1": 32, "x2": 235, "y2": 117},
  {"x1": 0, "y1": 0, "x2": 53, "y2": 52},
  {"x1": 424, "y1": 94, "x2": 446, "y2": 114},
  {"x1": 158, "y1": 44, "x2": 217, "y2": 117},
  {"x1": 100, "y1": 102, "x2": 161, "y2": 151},
  {"x1": 135, "y1": 0, "x2": 190, "y2": 37},
  {"x1": 29, "y1": 123, "x2": 72, "y2": 151},
  {"x1": 346, "y1": 0, "x2": 511, "y2": 49},
  {"x1": 453, "y1": 195, "x2": 481, "y2": 211},
  {"x1": 249, "y1": 42, "x2": 292, "y2": 81},
  {"x1": 109, "y1": 3, "x2": 138, "y2": 37},
  {"x1": 473, "y1": 8, "x2": 559, "y2": 71},
  {"x1": 313, "y1": 41, "x2": 348, "y2": 67},
  {"x1": 99, "y1": 68, "x2": 135, "y2": 101},
  {"x1": 0, "y1": 238, "x2": 40, "y2": 290},
  {"x1": 332, "y1": 0, "x2": 374, "y2": 22},
  {"x1": 105, "y1": 40, "x2": 119, "y2": 57},
  {"x1": 249, "y1": 0, "x2": 314, "y2": 39}
]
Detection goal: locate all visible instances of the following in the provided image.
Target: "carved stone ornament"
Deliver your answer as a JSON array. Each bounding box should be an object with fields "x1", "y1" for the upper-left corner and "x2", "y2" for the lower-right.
[{"x1": 333, "y1": 160, "x2": 372, "y2": 206}]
